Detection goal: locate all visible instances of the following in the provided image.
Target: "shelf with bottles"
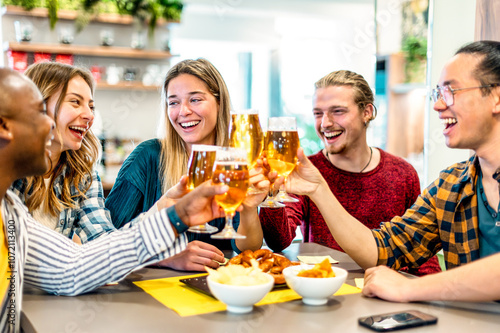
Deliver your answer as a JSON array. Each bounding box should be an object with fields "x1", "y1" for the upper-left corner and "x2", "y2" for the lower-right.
[
  {"x1": 7, "y1": 42, "x2": 173, "y2": 60},
  {"x1": 97, "y1": 81, "x2": 160, "y2": 91}
]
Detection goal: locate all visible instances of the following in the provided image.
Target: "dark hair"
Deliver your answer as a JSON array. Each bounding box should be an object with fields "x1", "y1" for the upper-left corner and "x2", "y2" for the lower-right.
[{"x1": 456, "y1": 41, "x2": 500, "y2": 95}]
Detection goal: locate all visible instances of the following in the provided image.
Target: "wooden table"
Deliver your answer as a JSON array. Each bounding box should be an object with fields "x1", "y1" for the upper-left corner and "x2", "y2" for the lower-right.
[{"x1": 21, "y1": 243, "x2": 500, "y2": 332}]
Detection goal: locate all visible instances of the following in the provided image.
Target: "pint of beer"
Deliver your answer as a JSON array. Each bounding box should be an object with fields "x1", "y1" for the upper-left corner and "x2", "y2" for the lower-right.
[
  {"x1": 212, "y1": 162, "x2": 249, "y2": 213},
  {"x1": 229, "y1": 109, "x2": 264, "y2": 168},
  {"x1": 265, "y1": 117, "x2": 300, "y2": 177},
  {"x1": 266, "y1": 132, "x2": 300, "y2": 177},
  {"x1": 210, "y1": 147, "x2": 249, "y2": 239},
  {"x1": 187, "y1": 144, "x2": 220, "y2": 190}
]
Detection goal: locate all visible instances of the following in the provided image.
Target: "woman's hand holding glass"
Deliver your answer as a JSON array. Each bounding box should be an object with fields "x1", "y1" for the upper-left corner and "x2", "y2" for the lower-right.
[
  {"x1": 240, "y1": 157, "x2": 278, "y2": 209},
  {"x1": 155, "y1": 175, "x2": 189, "y2": 211}
]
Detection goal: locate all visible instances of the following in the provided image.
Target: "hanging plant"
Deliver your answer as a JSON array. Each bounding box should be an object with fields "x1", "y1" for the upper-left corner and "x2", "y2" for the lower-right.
[
  {"x1": 74, "y1": 2, "x2": 97, "y2": 33},
  {"x1": 19, "y1": 0, "x2": 37, "y2": 10},
  {"x1": 402, "y1": 36, "x2": 427, "y2": 83},
  {"x1": 47, "y1": 0, "x2": 59, "y2": 29},
  {"x1": 3, "y1": 0, "x2": 59, "y2": 29},
  {"x1": 3, "y1": 0, "x2": 183, "y2": 33},
  {"x1": 115, "y1": 0, "x2": 183, "y2": 36}
]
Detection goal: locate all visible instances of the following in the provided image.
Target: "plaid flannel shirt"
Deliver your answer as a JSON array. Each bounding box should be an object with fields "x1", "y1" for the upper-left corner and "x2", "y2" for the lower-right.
[
  {"x1": 10, "y1": 167, "x2": 116, "y2": 243},
  {"x1": 373, "y1": 155, "x2": 480, "y2": 270}
]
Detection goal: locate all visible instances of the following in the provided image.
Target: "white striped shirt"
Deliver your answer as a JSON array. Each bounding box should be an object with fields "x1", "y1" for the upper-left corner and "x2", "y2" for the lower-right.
[{"x1": 1, "y1": 190, "x2": 188, "y2": 333}]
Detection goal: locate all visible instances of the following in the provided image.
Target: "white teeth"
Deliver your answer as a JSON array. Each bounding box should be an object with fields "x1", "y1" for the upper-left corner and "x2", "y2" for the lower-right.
[
  {"x1": 440, "y1": 118, "x2": 457, "y2": 125},
  {"x1": 323, "y1": 130, "x2": 342, "y2": 138},
  {"x1": 69, "y1": 126, "x2": 87, "y2": 132},
  {"x1": 180, "y1": 121, "x2": 200, "y2": 128}
]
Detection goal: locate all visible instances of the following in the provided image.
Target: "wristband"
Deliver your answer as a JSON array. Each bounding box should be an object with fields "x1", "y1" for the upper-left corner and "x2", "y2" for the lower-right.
[{"x1": 166, "y1": 205, "x2": 189, "y2": 234}]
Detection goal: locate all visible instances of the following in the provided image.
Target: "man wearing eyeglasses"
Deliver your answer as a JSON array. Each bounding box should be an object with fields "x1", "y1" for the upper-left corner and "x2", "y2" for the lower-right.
[{"x1": 284, "y1": 40, "x2": 500, "y2": 302}]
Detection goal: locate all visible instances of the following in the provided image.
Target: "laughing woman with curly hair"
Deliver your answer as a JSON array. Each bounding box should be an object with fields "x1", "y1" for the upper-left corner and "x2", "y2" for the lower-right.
[{"x1": 10, "y1": 62, "x2": 117, "y2": 244}]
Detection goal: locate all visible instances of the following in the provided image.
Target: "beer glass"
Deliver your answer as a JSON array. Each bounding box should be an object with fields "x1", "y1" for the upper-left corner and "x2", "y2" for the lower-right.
[
  {"x1": 258, "y1": 129, "x2": 285, "y2": 208},
  {"x1": 186, "y1": 144, "x2": 220, "y2": 234},
  {"x1": 211, "y1": 147, "x2": 249, "y2": 239},
  {"x1": 265, "y1": 117, "x2": 300, "y2": 203},
  {"x1": 229, "y1": 109, "x2": 265, "y2": 194}
]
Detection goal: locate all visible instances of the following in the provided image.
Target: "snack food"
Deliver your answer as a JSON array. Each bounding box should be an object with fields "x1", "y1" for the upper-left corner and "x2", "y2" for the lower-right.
[
  {"x1": 206, "y1": 264, "x2": 270, "y2": 286},
  {"x1": 228, "y1": 249, "x2": 299, "y2": 284},
  {"x1": 297, "y1": 258, "x2": 335, "y2": 278}
]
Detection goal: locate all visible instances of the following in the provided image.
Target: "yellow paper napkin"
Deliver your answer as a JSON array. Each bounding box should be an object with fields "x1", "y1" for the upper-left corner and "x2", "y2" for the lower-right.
[
  {"x1": 134, "y1": 273, "x2": 361, "y2": 317},
  {"x1": 355, "y1": 278, "x2": 364, "y2": 289},
  {"x1": 296, "y1": 255, "x2": 339, "y2": 264}
]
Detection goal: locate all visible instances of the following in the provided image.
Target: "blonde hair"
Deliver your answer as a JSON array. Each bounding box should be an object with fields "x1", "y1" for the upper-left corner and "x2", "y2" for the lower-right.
[
  {"x1": 23, "y1": 62, "x2": 100, "y2": 216},
  {"x1": 159, "y1": 58, "x2": 231, "y2": 192},
  {"x1": 315, "y1": 70, "x2": 377, "y2": 123}
]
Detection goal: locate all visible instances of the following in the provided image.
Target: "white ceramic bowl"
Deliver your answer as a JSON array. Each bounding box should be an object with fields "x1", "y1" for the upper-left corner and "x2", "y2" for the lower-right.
[
  {"x1": 206, "y1": 273, "x2": 274, "y2": 313},
  {"x1": 283, "y1": 264, "x2": 348, "y2": 305}
]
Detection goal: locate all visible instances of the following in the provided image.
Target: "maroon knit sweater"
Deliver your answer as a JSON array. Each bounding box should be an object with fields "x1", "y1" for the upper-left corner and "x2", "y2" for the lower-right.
[{"x1": 260, "y1": 149, "x2": 441, "y2": 275}]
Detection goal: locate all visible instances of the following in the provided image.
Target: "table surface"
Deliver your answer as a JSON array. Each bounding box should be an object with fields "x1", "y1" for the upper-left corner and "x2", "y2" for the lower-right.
[{"x1": 21, "y1": 242, "x2": 500, "y2": 332}]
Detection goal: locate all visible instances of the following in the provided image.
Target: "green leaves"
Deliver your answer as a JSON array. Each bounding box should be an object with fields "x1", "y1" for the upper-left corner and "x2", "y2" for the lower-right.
[
  {"x1": 47, "y1": 0, "x2": 58, "y2": 29},
  {"x1": 4, "y1": 0, "x2": 183, "y2": 32}
]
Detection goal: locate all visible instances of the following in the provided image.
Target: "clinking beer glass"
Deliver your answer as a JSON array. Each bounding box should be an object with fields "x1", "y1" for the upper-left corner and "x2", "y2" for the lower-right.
[{"x1": 186, "y1": 144, "x2": 220, "y2": 234}]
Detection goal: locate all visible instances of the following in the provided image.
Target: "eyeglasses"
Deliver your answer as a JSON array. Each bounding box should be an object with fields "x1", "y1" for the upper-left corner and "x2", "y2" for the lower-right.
[{"x1": 431, "y1": 83, "x2": 500, "y2": 106}]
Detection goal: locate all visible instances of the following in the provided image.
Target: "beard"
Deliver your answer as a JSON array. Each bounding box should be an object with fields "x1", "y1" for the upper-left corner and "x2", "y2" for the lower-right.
[{"x1": 323, "y1": 140, "x2": 347, "y2": 155}]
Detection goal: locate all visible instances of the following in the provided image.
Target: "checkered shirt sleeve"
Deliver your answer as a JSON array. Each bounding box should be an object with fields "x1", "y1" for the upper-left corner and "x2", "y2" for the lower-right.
[
  {"x1": 373, "y1": 156, "x2": 478, "y2": 270},
  {"x1": 72, "y1": 171, "x2": 116, "y2": 243}
]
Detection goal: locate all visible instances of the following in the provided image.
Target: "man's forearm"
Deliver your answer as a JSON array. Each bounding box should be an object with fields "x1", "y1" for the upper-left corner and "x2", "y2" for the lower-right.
[
  {"x1": 407, "y1": 254, "x2": 500, "y2": 302},
  {"x1": 309, "y1": 182, "x2": 379, "y2": 269}
]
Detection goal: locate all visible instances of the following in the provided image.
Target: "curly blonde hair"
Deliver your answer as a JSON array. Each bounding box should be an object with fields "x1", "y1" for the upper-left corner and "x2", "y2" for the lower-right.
[
  {"x1": 23, "y1": 62, "x2": 100, "y2": 216},
  {"x1": 159, "y1": 58, "x2": 231, "y2": 192}
]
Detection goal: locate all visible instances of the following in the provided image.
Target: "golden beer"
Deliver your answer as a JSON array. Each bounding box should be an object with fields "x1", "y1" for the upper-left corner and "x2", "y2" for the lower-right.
[
  {"x1": 187, "y1": 145, "x2": 218, "y2": 190},
  {"x1": 229, "y1": 113, "x2": 264, "y2": 168},
  {"x1": 212, "y1": 162, "x2": 249, "y2": 213},
  {"x1": 265, "y1": 130, "x2": 300, "y2": 177}
]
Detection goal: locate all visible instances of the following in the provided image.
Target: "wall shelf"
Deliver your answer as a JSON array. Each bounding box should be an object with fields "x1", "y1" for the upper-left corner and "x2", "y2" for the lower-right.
[
  {"x1": 2, "y1": 5, "x2": 177, "y2": 25},
  {"x1": 7, "y1": 42, "x2": 173, "y2": 59},
  {"x1": 97, "y1": 81, "x2": 161, "y2": 91}
]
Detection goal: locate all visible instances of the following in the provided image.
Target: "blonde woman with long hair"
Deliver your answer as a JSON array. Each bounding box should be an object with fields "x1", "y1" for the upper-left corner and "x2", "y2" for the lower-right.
[
  {"x1": 106, "y1": 58, "x2": 269, "y2": 271},
  {"x1": 10, "y1": 62, "x2": 117, "y2": 244}
]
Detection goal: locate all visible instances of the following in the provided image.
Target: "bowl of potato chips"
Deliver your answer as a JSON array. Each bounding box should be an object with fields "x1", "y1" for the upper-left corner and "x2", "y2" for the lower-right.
[
  {"x1": 206, "y1": 264, "x2": 274, "y2": 313},
  {"x1": 283, "y1": 259, "x2": 347, "y2": 305}
]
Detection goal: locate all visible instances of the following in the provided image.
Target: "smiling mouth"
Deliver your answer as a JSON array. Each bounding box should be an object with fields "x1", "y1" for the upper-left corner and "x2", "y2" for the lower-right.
[
  {"x1": 69, "y1": 125, "x2": 88, "y2": 136},
  {"x1": 180, "y1": 120, "x2": 201, "y2": 129},
  {"x1": 323, "y1": 130, "x2": 342, "y2": 140},
  {"x1": 45, "y1": 135, "x2": 53, "y2": 156},
  {"x1": 441, "y1": 118, "x2": 457, "y2": 130}
]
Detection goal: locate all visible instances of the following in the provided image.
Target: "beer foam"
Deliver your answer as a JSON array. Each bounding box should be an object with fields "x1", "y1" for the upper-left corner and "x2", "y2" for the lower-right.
[
  {"x1": 192, "y1": 144, "x2": 221, "y2": 151},
  {"x1": 231, "y1": 109, "x2": 259, "y2": 115},
  {"x1": 215, "y1": 161, "x2": 248, "y2": 166}
]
